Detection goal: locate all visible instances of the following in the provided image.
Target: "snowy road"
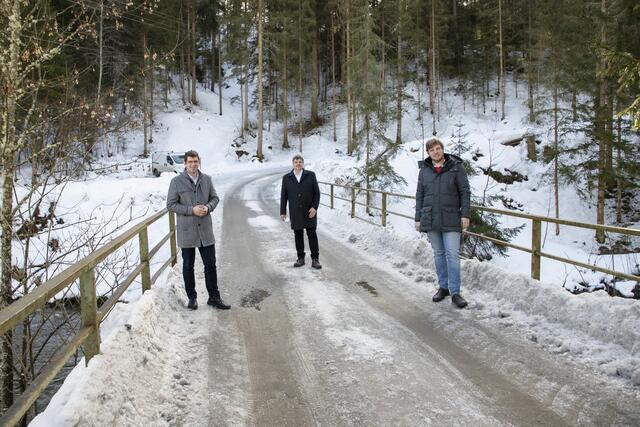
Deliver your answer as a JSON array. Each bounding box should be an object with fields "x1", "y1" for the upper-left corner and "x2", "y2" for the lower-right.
[
  {"x1": 214, "y1": 170, "x2": 639, "y2": 426},
  {"x1": 33, "y1": 169, "x2": 640, "y2": 427}
]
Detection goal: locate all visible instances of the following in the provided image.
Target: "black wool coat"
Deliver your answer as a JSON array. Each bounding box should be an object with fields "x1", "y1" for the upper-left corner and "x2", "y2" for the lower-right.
[
  {"x1": 415, "y1": 154, "x2": 471, "y2": 232},
  {"x1": 280, "y1": 169, "x2": 321, "y2": 230}
]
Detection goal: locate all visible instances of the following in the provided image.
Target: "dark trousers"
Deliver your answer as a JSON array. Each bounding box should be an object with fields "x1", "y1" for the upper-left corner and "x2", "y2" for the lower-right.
[
  {"x1": 294, "y1": 227, "x2": 319, "y2": 259},
  {"x1": 182, "y1": 244, "x2": 220, "y2": 300}
]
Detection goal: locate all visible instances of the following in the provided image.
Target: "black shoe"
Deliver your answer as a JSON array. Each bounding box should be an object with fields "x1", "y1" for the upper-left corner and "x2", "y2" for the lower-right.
[
  {"x1": 451, "y1": 294, "x2": 468, "y2": 309},
  {"x1": 311, "y1": 258, "x2": 322, "y2": 269},
  {"x1": 187, "y1": 298, "x2": 198, "y2": 310},
  {"x1": 293, "y1": 257, "x2": 305, "y2": 267},
  {"x1": 432, "y1": 288, "x2": 450, "y2": 302},
  {"x1": 207, "y1": 297, "x2": 231, "y2": 310}
]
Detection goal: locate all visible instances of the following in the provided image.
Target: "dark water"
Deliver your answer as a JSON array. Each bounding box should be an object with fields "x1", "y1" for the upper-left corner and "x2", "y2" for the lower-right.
[{"x1": 9, "y1": 304, "x2": 82, "y2": 422}]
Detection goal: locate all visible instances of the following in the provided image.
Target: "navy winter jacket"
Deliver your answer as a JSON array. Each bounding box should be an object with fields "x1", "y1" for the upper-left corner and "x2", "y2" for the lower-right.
[{"x1": 415, "y1": 154, "x2": 471, "y2": 232}]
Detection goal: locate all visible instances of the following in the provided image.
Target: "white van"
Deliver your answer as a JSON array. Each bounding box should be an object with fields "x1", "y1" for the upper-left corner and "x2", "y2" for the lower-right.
[{"x1": 151, "y1": 151, "x2": 185, "y2": 177}]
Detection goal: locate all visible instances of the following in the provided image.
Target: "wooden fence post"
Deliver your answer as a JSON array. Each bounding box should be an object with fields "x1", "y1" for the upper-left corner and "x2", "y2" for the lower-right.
[
  {"x1": 351, "y1": 187, "x2": 356, "y2": 218},
  {"x1": 382, "y1": 193, "x2": 388, "y2": 227},
  {"x1": 169, "y1": 211, "x2": 177, "y2": 266},
  {"x1": 139, "y1": 228, "x2": 151, "y2": 292},
  {"x1": 79, "y1": 268, "x2": 100, "y2": 364},
  {"x1": 531, "y1": 219, "x2": 541, "y2": 280},
  {"x1": 330, "y1": 184, "x2": 334, "y2": 209}
]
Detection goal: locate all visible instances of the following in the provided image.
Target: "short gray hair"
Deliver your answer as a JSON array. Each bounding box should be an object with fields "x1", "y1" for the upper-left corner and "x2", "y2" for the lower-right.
[{"x1": 292, "y1": 154, "x2": 304, "y2": 162}]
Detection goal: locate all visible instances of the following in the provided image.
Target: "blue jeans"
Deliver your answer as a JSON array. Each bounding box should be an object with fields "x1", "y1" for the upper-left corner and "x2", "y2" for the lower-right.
[{"x1": 426, "y1": 231, "x2": 462, "y2": 295}]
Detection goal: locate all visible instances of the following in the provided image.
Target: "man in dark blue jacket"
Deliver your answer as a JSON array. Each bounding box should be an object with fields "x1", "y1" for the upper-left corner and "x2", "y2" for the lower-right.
[
  {"x1": 415, "y1": 138, "x2": 471, "y2": 308},
  {"x1": 280, "y1": 154, "x2": 322, "y2": 269}
]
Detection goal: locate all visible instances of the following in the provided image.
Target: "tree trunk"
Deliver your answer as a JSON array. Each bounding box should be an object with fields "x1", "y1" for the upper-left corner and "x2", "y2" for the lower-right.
[
  {"x1": 180, "y1": 30, "x2": 186, "y2": 105},
  {"x1": 257, "y1": 0, "x2": 264, "y2": 160},
  {"x1": 211, "y1": 29, "x2": 215, "y2": 92},
  {"x1": 190, "y1": 0, "x2": 197, "y2": 105},
  {"x1": 282, "y1": 41, "x2": 290, "y2": 149},
  {"x1": 164, "y1": 64, "x2": 169, "y2": 109},
  {"x1": 572, "y1": 87, "x2": 577, "y2": 122},
  {"x1": 452, "y1": 0, "x2": 461, "y2": 74},
  {"x1": 615, "y1": 106, "x2": 622, "y2": 224},
  {"x1": 185, "y1": 5, "x2": 191, "y2": 103},
  {"x1": 365, "y1": 113, "x2": 371, "y2": 213},
  {"x1": 150, "y1": 50, "x2": 155, "y2": 132},
  {"x1": 595, "y1": 0, "x2": 607, "y2": 243},
  {"x1": 143, "y1": 31, "x2": 149, "y2": 157},
  {"x1": 553, "y1": 84, "x2": 560, "y2": 235},
  {"x1": 498, "y1": 0, "x2": 506, "y2": 121},
  {"x1": 346, "y1": 0, "x2": 352, "y2": 155},
  {"x1": 96, "y1": 0, "x2": 104, "y2": 103},
  {"x1": 605, "y1": 91, "x2": 614, "y2": 191},
  {"x1": 266, "y1": 28, "x2": 272, "y2": 133},
  {"x1": 218, "y1": 29, "x2": 222, "y2": 115},
  {"x1": 331, "y1": 12, "x2": 337, "y2": 143},
  {"x1": 0, "y1": 0, "x2": 21, "y2": 410},
  {"x1": 298, "y1": 0, "x2": 304, "y2": 151},
  {"x1": 395, "y1": 0, "x2": 402, "y2": 145},
  {"x1": 527, "y1": 0, "x2": 535, "y2": 123},
  {"x1": 243, "y1": 63, "x2": 249, "y2": 131},
  {"x1": 416, "y1": 9, "x2": 425, "y2": 146},
  {"x1": 380, "y1": 4, "x2": 385, "y2": 115},
  {"x1": 310, "y1": 25, "x2": 319, "y2": 127},
  {"x1": 429, "y1": 0, "x2": 437, "y2": 135}
]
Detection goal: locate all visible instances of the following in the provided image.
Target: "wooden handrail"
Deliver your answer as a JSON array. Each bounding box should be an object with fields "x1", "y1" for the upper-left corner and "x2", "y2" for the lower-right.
[
  {"x1": 319, "y1": 181, "x2": 640, "y2": 236},
  {"x1": 0, "y1": 209, "x2": 169, "y2": 337},
  {"x1": 318, "y1": 181, "x2": 640, "y2": 282},
  {"x1": 0, "y1": 208, "x2": 178, "y2": 426}
]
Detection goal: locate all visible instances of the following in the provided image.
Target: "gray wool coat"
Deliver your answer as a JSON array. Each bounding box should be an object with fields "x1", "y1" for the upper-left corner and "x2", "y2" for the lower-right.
[
  {"x1": 167, "y1": 170, "x2": 219, "y2": 248},
  {"x1": 415, "y1": 154, "x2": 471, "y2": 233}
]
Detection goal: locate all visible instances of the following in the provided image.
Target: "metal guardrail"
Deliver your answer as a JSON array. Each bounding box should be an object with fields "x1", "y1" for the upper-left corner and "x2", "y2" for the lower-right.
[
  {"x1": 0, "y1": 209, "x2": 178, "y2": 427},
  {"x1": 318, "y1": 181, "x2": 640, "y2": 283}
]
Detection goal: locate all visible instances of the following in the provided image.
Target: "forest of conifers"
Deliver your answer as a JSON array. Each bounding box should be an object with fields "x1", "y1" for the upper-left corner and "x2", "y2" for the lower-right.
[
  {"x1": 2, "y1": 0, "x2": 640, "y2": 268},
  {"x1": 2, "y1": 0, "x2": 639, "y2": 221}
]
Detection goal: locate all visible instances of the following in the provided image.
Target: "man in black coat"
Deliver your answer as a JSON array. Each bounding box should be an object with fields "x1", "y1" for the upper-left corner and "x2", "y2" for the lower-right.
[
  {"x1": 415, "y1": 138, "x2": 471, "y2": 308},
  {"x1": 280, "y1": 154, "x2": 322, "y2": 269}
]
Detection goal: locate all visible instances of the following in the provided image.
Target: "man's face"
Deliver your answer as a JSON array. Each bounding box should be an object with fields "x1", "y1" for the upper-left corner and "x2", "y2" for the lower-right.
[
  {"x1": 293, "y1": 158, "x2": 304, "y2": 171},
  {"x1": 427, "y1": 144, "x2": 444, "y2": 163},
  {"x1": 185, "y1": 155, "x2": 200, "y2": 174}
]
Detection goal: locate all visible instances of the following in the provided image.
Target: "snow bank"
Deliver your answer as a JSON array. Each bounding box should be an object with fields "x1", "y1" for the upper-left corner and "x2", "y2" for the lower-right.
[{"x1": 316, "y1": 201, "x2": 640, "y2": 386}]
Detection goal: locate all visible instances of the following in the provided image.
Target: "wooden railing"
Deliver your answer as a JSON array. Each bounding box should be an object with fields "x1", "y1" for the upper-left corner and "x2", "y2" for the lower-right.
[
  {"x1": 0, "y1": 209, "x2": 178, "y2": 427},
  {"x1": 318, "y1": 181, "x2": 640, "y2": 283}
]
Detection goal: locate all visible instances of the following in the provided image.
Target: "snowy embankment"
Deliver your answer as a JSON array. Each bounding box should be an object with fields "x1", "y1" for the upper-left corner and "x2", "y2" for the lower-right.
[{"x1": 307, "y1": 196, "x2": 640, "y2": 386}]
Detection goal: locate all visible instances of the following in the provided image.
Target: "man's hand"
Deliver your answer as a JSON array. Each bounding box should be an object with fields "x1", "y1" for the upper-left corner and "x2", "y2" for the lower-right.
[
  {"x1": 192, "y1": 205, "x2": 208, "y2": 217},
  {"x1": 308, "y1": 207, "x2": 317, "y2": 218},
  {"x1": 461, "y1": 217, "x2": 470, "y2": 231},
  {"x1": 280, "y1": 214, "x2": 287, "y2": 221},
  {"x1": 415, "y1": 221, "x2": 421, "y2": 231}
]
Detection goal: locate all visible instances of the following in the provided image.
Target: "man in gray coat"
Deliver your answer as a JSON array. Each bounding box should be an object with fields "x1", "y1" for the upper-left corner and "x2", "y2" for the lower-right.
[
  {"x1": 415, "y1": 138, "x2": 471, "y2": 309},
  {"x1": 167, "y1": 150, "x2": 230, "y2": 310}
]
